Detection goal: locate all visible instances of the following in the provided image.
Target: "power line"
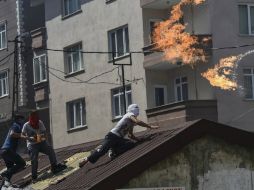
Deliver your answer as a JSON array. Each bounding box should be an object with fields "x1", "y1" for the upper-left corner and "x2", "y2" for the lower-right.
[
  {"x1": 47, "y1": 67, "x2": 119, "y2": 85},
  {"x1": 0, "y1": 51, "x2": 15, "y2": 65}
]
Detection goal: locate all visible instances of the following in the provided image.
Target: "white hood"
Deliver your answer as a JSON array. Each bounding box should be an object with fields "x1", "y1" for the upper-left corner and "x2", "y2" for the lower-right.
[{"x1": 127, "y1": 104, "x2": 139, "y2": 117}]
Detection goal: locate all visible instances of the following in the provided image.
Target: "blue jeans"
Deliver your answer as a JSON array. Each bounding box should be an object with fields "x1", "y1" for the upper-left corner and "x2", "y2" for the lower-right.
[{"x1": 0, "y1": 148, "x2": 26, "y2": 181}]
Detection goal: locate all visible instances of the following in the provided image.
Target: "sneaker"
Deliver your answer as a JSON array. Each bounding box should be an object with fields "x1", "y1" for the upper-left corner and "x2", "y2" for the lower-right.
[
  {"x1": 79, "y1": 157, "x2": 88, "y2": 168},
  {"x1": 108, "y1": 149, "x2": 116, "y2": 160},
  {"x1": 51, "y1": 163, "x2": 67, "y2": 174}
]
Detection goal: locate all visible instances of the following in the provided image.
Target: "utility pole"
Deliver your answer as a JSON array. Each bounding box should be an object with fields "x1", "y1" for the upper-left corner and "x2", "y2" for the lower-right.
[{"x1": 112, "y1": 52, "x2": 132, "y2": 115}]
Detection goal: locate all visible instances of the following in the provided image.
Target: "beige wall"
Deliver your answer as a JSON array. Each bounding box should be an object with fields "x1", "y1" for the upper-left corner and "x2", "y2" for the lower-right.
[
  {"x1": 45, "y1": 0, "x2": 147, "y2": 149},
  {"x1": 210, "y1": 0, "x2": 254, "y2": 131}
]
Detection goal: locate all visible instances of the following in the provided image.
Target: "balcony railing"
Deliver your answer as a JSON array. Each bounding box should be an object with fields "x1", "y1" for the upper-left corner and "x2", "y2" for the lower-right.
[
  {"x1": 141, "y1": 0, "x2": 180, "y2": 9},
  {"x1": 146, "y1": 100, "x2": 218, "y2": 128},
  {"x1": 143, "y1": 35, "x2": 212, "y2": 69}
]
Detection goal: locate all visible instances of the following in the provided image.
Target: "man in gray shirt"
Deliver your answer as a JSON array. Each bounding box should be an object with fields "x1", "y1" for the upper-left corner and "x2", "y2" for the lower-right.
[
  {"x1": 22, "y1": 111, "x2": 66, "y2": 181},
  {"x1": 79, "y1": 104, "x2": 159, "y2": 167}
]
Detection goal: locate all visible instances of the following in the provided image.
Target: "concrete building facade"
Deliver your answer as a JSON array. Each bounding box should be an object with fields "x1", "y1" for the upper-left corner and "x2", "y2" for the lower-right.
[
  {"x1": 0, "y1": 0, "x2": 45, "y2": 145},
  {"x1": 36, "y1": 0, "x2": 254, "y2": 149}
]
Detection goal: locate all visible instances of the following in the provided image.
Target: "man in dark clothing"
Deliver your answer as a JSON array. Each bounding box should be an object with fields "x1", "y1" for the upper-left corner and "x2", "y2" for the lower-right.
[{"x1": 0, "y1": 114, "x2": 27, "y2": 184}]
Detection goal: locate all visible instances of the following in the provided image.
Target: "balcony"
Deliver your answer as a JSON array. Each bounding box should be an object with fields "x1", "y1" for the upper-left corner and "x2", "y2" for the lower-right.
[
  {"x1": 31, "y1": 27, "x2": 46, "y2": 49},
  {"x1": 141, "y1": 0, "x2": 180, "y2": 9},
  {"x1": 146, "y1": 100, "x2": 218, "y2": 128},
  {"x1": 143, "y1": 35, "x2": 212, "y2": 70}
]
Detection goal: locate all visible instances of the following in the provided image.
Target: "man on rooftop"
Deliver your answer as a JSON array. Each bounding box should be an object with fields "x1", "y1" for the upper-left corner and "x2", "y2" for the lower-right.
[{"x1": 79, "y1": 104, "x2": 159, "y2": 167}]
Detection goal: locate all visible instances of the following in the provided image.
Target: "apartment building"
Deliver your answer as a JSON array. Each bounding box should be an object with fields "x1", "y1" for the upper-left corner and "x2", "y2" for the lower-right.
[
  {"x1": 32, "y1": 0, "x2": 254, "y2": 149},
  {"x1": 142, "y1": 0, "x2": 254, "y2": 132},
  {"x1": 0, "y1": 0, "x2": 46, "y2": 144}
]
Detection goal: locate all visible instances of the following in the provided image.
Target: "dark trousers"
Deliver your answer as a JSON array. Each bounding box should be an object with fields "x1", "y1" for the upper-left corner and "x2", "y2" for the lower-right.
[
  {"x1": 0, "y1": 149, "x2": 26, "y2": 181},
  {"x1": 28, "y1": 141, "x2": 57, "y2": 179},
  {"x1": 88, "y1": 132, "x2": 135, "y2": 163}
]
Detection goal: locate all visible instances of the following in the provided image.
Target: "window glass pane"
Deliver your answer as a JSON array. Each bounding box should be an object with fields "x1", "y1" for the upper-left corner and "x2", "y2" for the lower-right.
[
  {"x1": 177, "y1": 86, "x2": 181, "y2": 101},
  {"x1": 34, "y1": 58, "x2": 40, "y2": 83},
  {"x1": 72, "y1": 52, "x2": 80, "y2": 72},
  {"x1": 175, "y1": 78, "x2": 180, "y2": 84},
  {"x1": 82, "y1": 100, "x2": 86, "y2": 125},
  {"x1": 117, "y1": 29, "x2": 124, "y2": 57},
  {"x1": 70, "y1": 103, "x2": 74, "y2": 128},
  {"x1": 0, "y1": 24, "x2": 5, "y2": 31},
  {"x1": 155, "y1": 87, "x2": 165, "y2": 106},
  {"x1": 182, "y1": 83, "x2": 188, "y2": 100},
  {"x1": 2, "y1": 78, "x2": 6, "y2": 95},
  {"x1": 0, "y1": 81, "x2": 2, "y2": 96},
  {"x1": 2, "y1": 31, "x2": 6, "y2": 48},
  {"x1": 182, "y1": 77, "x2": 188, "y2": 83},
  {"x1": 124, "y1": 27, "x2": 129, "y2": 53},
  {"x1": 243, "y1": 68, "x2": 252, "y2": 74},
  {"x1": 75, "y1": 102, "x2": 81, "y2": 126},
  {"x1": 250, "y1": 6, "x2": 254, "y2": 34},
  {"x1": 244, "y1": 75, "x2": 253, "y2": 99},
  {"x1": 41, "y1": 56, "x2": 46, "y2": 81},
  {"x1": 120, "y1": 92, "x2": 125, "y2": 115},
  {"x1": 239, "y1": 5, "x2": 249, "y2": 34},
  {"x1": 64, "y1": 0, "x2": 69, "y2": 15},
  {"x1": 113, "y1": 96, "x2": 120, "y2": 116},
  {"x1": 127, "y1": 92, "x2": 132, "y2": 107}
]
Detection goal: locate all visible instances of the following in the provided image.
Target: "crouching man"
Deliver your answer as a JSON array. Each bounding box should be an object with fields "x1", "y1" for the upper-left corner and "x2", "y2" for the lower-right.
[
  {"x1": 0, "y1": 114, "x2": 27, "y2": 186},
  {"x1": 22, "y1": 111, "x2": 66, "y2": 182},
  {"x1": 79, "y1": 104, "x2": 159, "y2": 167}
]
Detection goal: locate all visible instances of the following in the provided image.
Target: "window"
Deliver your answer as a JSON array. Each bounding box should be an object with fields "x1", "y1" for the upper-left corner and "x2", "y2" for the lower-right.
[
  {"x1": 243, "y1": 68, "x2": 254, "y2": 99},
  {"x1": 239, "y1": 4, "x2": 254, "y2": 35},
  {"x1": 0, "y1": 22, "x2": 7, "y2": 50},
  {"x1": 64, "y1": 43, "x2": 83, "y2": 74},
  {"x1": 67, "y1": 98, "x2": 86, "y2": 129},
  {"x1": 63, "y1": 0, "x2": 81, "y2": 16},
  {"x1": 154, "y1": 85, "x2": 167, "y2": 107},
  {"x1": 108, "y1": 25, "x2": 129, "y2": 60},
  {"x1": 149, "y1": 20, "x2": 161, "y2": 43},
  {"x1": 33, "y1": 54, "x2": 47, "y2": 84},
  {"x1": 112, "y1": 85, "x2": 132, "y2": 118},
  {"x1": 175, "y1": 76, "x2": 188, "y2": 102},
  {"x1": 0, "y1": 70, "x2": 8, "y2": 97}
]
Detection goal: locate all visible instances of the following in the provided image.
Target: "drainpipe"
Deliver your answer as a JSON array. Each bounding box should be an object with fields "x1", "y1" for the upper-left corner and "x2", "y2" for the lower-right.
[{"x1": 16, "y1": 0, "x2": 25, "y2": 108}]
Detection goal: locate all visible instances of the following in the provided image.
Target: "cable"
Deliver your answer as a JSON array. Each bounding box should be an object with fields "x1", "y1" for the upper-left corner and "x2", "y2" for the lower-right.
[
  {"x1": 0, "y1": 51, "x2": 15, "y2": 65},
  {"x1": 48, "y1": 66, "x2": 119, "y2": 84},
  {"x1": 47, "y1": 68, "x2": 119, "y2": 85}
]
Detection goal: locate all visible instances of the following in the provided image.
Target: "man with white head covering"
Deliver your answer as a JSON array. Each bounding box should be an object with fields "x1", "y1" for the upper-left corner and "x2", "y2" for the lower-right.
[{"x1": 79, "y1": 104, "x2": 159, "y2": 167}]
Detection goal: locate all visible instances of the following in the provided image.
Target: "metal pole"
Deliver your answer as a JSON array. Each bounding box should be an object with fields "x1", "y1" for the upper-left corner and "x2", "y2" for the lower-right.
[{"x1": 121, "y1": 64, "x2": 127, "y2": 114}]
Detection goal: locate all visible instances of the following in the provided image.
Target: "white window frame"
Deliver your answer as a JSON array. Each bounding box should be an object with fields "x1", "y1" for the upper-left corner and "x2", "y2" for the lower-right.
[
  {"x1": 0, "y1": 21, "x2": 7, "y2": 50},
  {"x1": 67, "y1": 98, "x2": 86, "y2": 129},
  {"x1": 239, "y1": 4, "x2": 254, "y2": 35},
  {"x1": 112, "y1": 85, "x2": 132, "y2": 119},
  {"x1": 108, "y1": 25, "x2": 129, "y2": 59},
  {"x1": 243, "y1": 68, "x2": 254, "y2": 100},
  {"x1": 62, "y1": 0, "x2": 81, "y2": 17},
  {"x1": 64, "y1": 43, "x2": 84, "y2": 74},
  {"x1": 154, "y1": 85, "x2": 167, "y2": 107},
  {"x1": 33, "y1": 54, "x2": 47, "y2": 84},
  {"x1": 174, "y1": 76, "x2": 188, "y2": 102},
  {"x1": 149, "y1": 19, "x2": 162, "y2": 44},
  {"x1": 0, "y1": 70, "x2": 9, "y2": 98}
]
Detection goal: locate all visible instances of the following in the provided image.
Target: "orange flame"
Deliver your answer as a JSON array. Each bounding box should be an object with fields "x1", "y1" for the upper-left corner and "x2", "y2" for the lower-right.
[
  {"x1": 153, "y1": 0, "x2": 206, "y2": 66},
  {"x1": 201, "y1": 56, "x2": 238, "y2": 90}
]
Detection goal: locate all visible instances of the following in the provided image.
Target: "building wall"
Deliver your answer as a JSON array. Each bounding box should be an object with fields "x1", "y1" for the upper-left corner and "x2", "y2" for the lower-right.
[
  {"x1": 122, "y1": 136, "x2": 254, "y2": 190},
  {"x1": 0, "y1": 0, "x2": 18, "y2": 137},
  {"x1": 210, "y1": 0, "x2": 254, "y2": 131},
  {"x1": 45, "y1": 0, "x2": 147, "y2": 148}
]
